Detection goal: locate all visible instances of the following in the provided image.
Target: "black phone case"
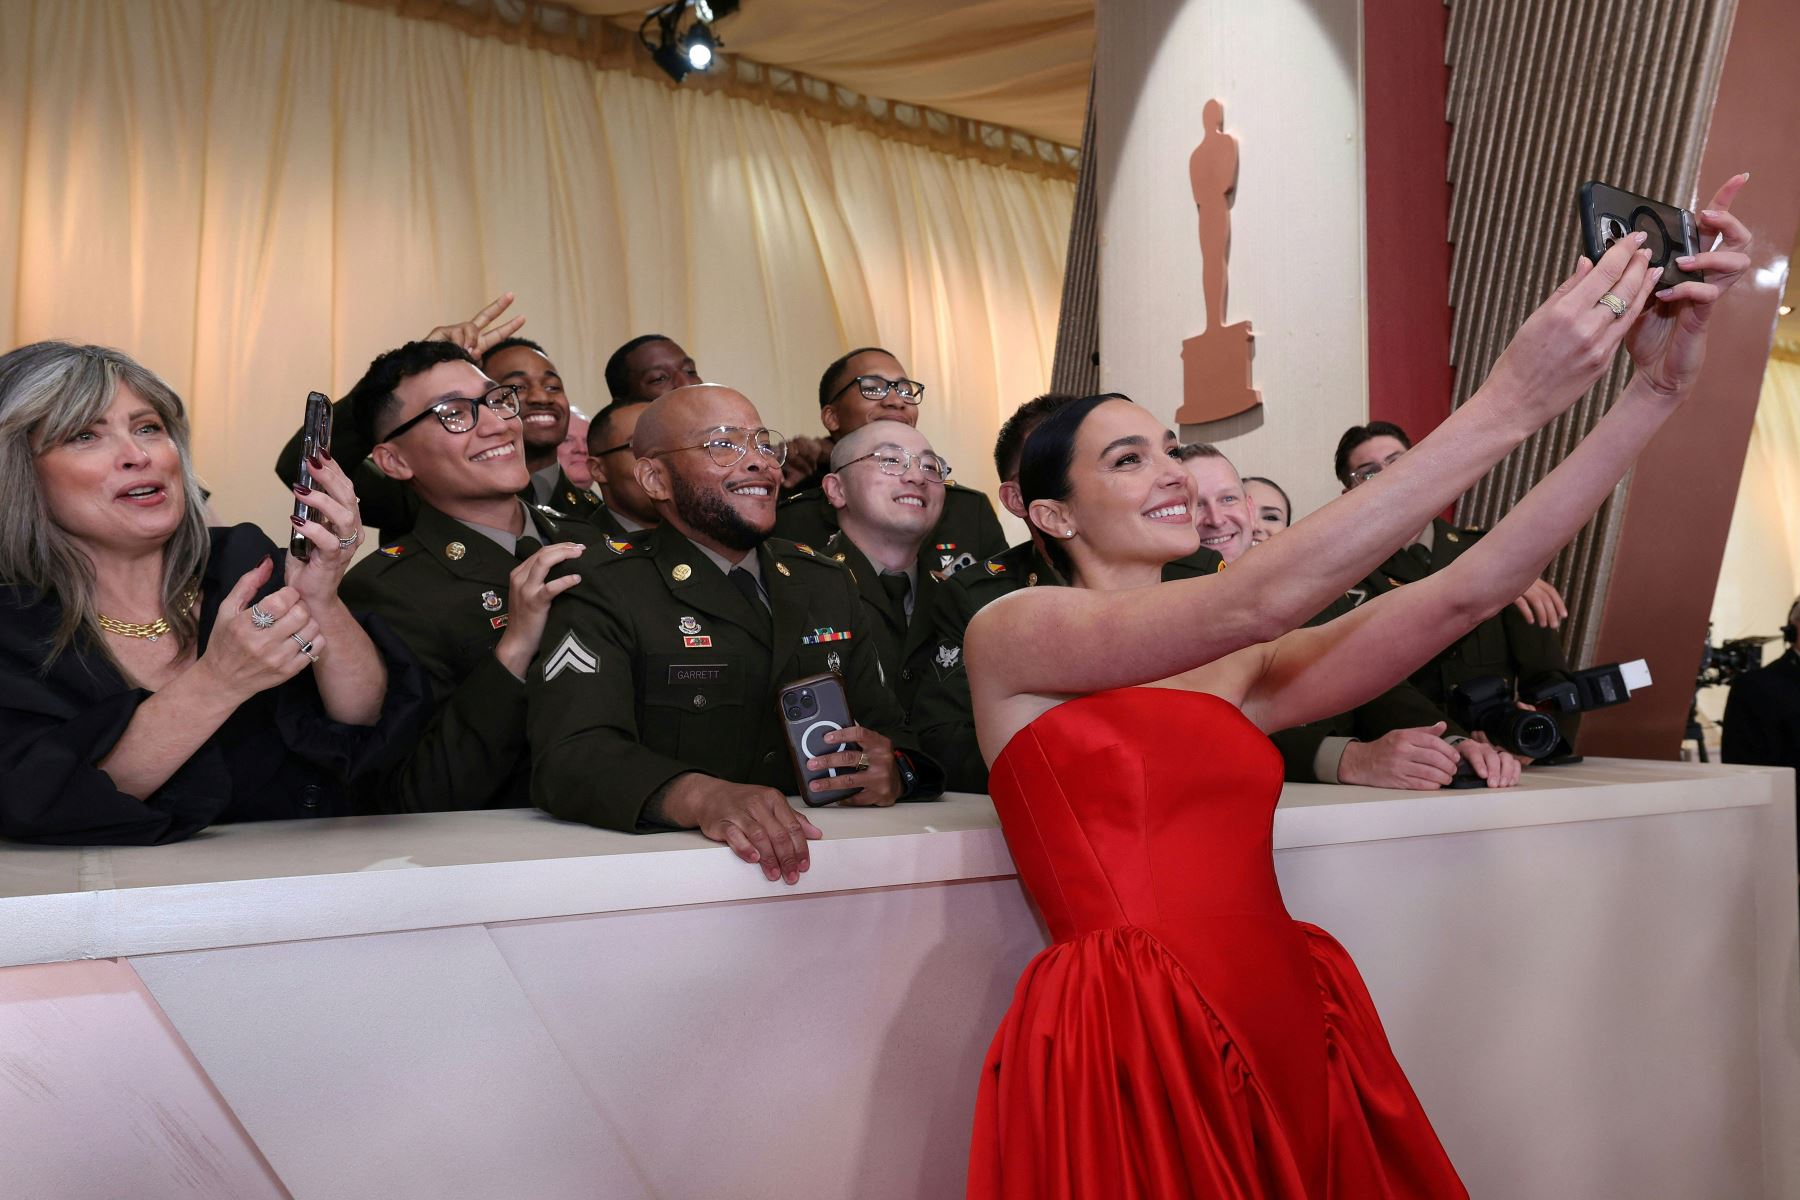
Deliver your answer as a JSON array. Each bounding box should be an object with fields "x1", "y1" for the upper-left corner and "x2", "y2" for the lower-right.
[
  {"x1": 1577, "y1": 181, "x2": 1703, "y2": 292},
  {"x1": 292, "y1": 391, "x2": 333, "y2": 561},
  {"x1": 779, "y1": 672, "x2": 863, "y2": 806}
]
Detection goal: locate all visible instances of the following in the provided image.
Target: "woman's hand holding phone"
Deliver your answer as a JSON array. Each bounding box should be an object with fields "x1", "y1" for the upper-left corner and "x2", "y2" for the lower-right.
[{"x1": 1624, "y1": 173, "x2": 1753, "y2": 402}]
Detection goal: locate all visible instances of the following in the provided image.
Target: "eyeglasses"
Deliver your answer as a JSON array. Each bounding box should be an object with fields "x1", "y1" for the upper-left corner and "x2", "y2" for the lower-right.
[
  {"x1": 829, "y1": 375, "x2": 926, "y2": 406},
  {"x1": 1348, "y1": 448, "x2": 1406, "y2": 486},
  {"x1": 653, "y1": 425, "x2": 788, "y2": 469},
  {"x1": 838, "y1": 447, "x2": 952, "y2": 484},
  {"x1": 385, "y1": 384, "x2": 522, "y2": 440}
]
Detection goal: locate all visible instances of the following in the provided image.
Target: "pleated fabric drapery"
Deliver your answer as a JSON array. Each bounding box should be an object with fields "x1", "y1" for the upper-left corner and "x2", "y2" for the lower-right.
[
  {"x1": 0, "y1": 0, "x2": 1073, "y2": 538},
  {"x1": 1712, "y1": 349, "x2": 1800, "y2": 642}
]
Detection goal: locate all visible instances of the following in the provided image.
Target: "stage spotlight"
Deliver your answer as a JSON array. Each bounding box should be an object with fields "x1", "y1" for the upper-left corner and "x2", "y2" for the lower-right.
[
  {"x1": 695, "y1": 0, "x2": 739, "y2": 22},
  {"x1": 651, "y1": 39, "x2": 693, "y2": 83},
  {"x1": 681, "y1": 25, "x2": 717, "y2": 71}
]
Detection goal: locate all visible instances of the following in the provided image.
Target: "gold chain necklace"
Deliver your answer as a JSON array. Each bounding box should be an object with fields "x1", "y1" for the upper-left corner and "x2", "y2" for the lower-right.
[{"x1": 97, "y1": 581, "x2": 201, "y2": 643}]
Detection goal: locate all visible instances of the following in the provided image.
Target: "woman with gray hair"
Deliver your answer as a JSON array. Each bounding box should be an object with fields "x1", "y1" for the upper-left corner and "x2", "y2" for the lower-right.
[{"x1": 0, "y1": 342, "x2": 424, "y2": 844}]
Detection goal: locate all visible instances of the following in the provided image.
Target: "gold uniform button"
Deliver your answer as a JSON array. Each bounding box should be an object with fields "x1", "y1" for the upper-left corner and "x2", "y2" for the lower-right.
[
  {"x1": 1027, "y1": 572, "x2": 1038, "y2": 586},
  {"x1": 671, "y1": 563, "x2": 692, "y2": 581},
  {"x1": 446, "y1": 541, "x2": 466, "y2": 561},
  {"x1": 776, "y1": 562, "x2": 792, "y2": 577},
  {"x1": 1446, "y1": 530, "x2": 1461, "y2": 543}
]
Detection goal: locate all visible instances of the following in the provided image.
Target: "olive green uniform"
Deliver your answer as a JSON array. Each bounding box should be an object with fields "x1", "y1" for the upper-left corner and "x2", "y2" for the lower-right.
[
  {"x1": 822, "y1": 531, "x2": 940, "y2": 712},
  {"x1": 773, "y1": 482, "x2": 1007, "y2": 585},
  {"x1": 339, "y1": 500, "x2": 577, "y2": 811},
  {"x1": 1264, "y1": 574, "x2": 1462, "y2": 782},
  {"x1": 909, "y1": 541, "x2": 1224, "y2": 793},
  {"x1": 526, "y1": 528, "x2": 938, "y2": 832},
  {"x1": 1366, "y1": 516, "x2": 1579, "y2": 750},
  {"x1": 276, "y1": 403, "x2": 629, "y2": 540}
]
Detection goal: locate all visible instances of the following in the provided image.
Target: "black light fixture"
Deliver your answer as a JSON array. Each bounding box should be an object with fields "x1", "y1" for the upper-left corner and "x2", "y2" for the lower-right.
[{"x1": 641, "y1": 0, "x2": 737, "y2": 85}]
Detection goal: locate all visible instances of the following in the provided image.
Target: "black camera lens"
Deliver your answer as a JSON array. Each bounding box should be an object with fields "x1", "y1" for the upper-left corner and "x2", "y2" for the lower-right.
[
  {"x1": 1503, "y1": 711, "x2": 1561, "y2": 760},
  {"x1": 784, "y1": 705, "x2": 801, "y2": 721}
]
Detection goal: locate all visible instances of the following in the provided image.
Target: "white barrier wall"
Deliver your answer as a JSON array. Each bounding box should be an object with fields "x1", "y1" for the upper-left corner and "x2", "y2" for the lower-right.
[{"x1": 2, "y1": 764, "x2": 1796, "y2": 1199}]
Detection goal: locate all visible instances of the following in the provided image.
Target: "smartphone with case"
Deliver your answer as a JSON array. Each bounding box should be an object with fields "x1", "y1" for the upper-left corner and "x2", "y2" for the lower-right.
[
  {"x1": 1577, "y1": 181, "x2": 1704, "y2": 292},
  {"x1": 291, "y1": 391, "x2": 333, "y2": 561},
  {"x1": 779, "y1": 672, "x2": 864, "y2": 806}
]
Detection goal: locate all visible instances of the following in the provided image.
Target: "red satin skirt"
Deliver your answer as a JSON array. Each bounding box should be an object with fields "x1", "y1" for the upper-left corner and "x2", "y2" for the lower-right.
[{"x1": 967, "y1": 922, "x2": 1467, "y2": 1199}]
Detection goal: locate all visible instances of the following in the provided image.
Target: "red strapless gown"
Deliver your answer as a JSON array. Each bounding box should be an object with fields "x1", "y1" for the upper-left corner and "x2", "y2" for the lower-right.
[{"x1": 968, "y1": 688, "x2": 1466, "y2": 1198}]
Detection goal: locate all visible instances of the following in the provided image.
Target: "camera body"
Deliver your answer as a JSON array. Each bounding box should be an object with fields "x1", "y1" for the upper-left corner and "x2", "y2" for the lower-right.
[
  {"x1": 1449, "y1": 660, "x2": 1651, "y2": 759},
  {"x1": 1449, "y1": 676, "x2": 1565, "y2": 760}
]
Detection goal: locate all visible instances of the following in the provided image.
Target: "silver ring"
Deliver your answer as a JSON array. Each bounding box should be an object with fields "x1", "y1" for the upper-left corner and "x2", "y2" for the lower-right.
[
  {"x1": 290, "y1": 633, "x2": 314, "y2": 656},
  {"x1": 337, "y1": 530, "x2": 360, "y2": 550},
  {"x1": 1597, "y1": 292, "x2": 1628, "y2": 317},
  {"x1": 249, "y1": 604, "x2": 276, "y2": 630}
]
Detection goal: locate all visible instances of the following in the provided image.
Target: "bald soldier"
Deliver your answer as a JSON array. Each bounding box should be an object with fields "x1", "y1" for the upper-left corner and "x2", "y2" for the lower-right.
[
  {"x1": 819, "y1": 420, "x2": 950, "y2": 710},
  {"x1": 527, "y1": 385, "x2": 941, "y2": 884},
  {"x1": 775, "y1": 346, "x2": 1006, "y2": 581}
]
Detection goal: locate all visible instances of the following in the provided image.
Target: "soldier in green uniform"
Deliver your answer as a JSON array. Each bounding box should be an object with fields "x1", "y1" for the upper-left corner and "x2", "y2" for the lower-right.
[
  {"x1": 528, "y1": 384, "x2": 941, "y2": 886},
  {"x1": 335, "y1": 340, "x2": 587, "y2": 812},
  {"x1": 1337, "y1": 422, "x2": 1580, "y2": 756},
  {"x1": 774, "y1": 346, "x2": 1006, "y2": 579},
  {"x1": 581, "y1": 398, "x2": 661, "y2": 539},
  {"x1": 815, "y1": 421, "x2": 954, "y2": 711}
]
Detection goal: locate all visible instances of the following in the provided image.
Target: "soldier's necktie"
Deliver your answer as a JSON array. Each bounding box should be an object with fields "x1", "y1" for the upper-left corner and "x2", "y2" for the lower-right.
[
  {"x1": 880, "y1": 571, "x2": 911, "y2": 617},
  {"x1": 516, "y1": 535, "x2": 543, "y2": 563},
  {"x1": 729, "y1": 565, "x2": 771, "y2": 612}
]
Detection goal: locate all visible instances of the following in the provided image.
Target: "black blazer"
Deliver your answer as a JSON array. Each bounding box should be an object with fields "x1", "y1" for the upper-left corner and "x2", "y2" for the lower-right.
[{"x1": 0, "y1": 524, "x2": 428, "y2": 845}]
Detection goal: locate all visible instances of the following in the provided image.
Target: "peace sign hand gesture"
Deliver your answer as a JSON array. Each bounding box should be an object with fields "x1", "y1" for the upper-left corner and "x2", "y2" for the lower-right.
[{"x1": 424, "y1": 293, "x2": 527, "y2": 358}]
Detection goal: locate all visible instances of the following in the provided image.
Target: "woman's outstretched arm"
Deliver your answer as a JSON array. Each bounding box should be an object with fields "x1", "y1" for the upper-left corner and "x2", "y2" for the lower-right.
[
  {"x1": 1237, "y1": 176, "x2": 1753, "y2": 735},
  {"x1": 971, "y1": 234, "x2": 1659, "y2": 704}
]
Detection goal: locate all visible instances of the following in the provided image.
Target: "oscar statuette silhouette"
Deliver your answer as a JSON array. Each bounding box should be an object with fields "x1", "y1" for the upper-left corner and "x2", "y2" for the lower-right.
[{"x1": 1178, "y1": 100, "x2": 1262, "y2": 424}]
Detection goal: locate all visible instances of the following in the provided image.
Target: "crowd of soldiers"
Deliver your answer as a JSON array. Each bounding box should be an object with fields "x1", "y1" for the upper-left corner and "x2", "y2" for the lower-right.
[{"x1": 285, "y1": 296, "x2": 1578, "y2": 882}]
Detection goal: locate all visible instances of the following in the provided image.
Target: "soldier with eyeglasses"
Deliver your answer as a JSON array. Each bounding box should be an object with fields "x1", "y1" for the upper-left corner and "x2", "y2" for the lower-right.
[
  {"x1": 528, "y1": 384, "x2": 941, "y2": 886},
  {"x1": 817, "y1": 420, "x2": 954, "y2": 710},
  {"x1": 774, "y1": 347, "x2": 1007, "y2": 583},
  {"x1": 336, "y1": 340, "x2": 585, "y2": 812}
]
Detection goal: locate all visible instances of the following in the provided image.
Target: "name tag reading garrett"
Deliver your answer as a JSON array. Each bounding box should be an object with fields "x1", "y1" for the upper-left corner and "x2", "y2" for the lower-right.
[{"x1": 668, "y1": 663, "x2": 728, "y2": 685}]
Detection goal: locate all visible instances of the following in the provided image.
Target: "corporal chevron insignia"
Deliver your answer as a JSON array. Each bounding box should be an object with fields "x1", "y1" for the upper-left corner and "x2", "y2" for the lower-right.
[{"x1": 543, "y1": 631, "x2": 597, "y2": 681}]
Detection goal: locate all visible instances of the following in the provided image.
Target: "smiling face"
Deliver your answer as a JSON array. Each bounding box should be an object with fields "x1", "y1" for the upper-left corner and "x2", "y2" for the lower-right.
[
  {"x1": 634, "y1": 385, "x2": 781, "y2": 554},
  {"x1": 34, "y1": 383, "x2": 187, "y2": 554},
  {"x1": 1244, "y1": 479, "x2": 1291, "y2": 546},
  {"x1": 821, "y1": 350, "x2": 920, "y2": 437},
  {"x1": 1182, "y1": 455, "x2": 1251, "y2": 563},
  {"x1": 822, "y1": 420, "x2": 946, "y2": 545},
  {"x1": 370, "y1": 359, "x2": 530, "y2": 507},
  {"x1": 1030, "y1": 399, "x2": 1197, "y2": 577},
  {"x1": 484, "y1": 343, "x2": 567, "y2": 459}
]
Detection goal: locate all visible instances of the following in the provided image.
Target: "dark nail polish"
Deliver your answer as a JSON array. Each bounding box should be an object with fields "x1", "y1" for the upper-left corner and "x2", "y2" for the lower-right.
[
  {"x1": 308, "y1": 453, "x2": 322, "y2": 469},
  {"x1": 293, "y1": 484, "x2": 311, "y2": 496},
  {"x1": 320, "y1": 446, "x2": 334, "y2": 462},
  {"x1": 289, "y1": 515, "x2": 306, "y2": 528}
]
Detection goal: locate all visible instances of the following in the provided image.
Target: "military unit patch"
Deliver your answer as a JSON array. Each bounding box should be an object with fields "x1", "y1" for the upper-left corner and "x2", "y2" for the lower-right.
[
  {"x1": 678, "y1": 616, "x2": 702, "y2": 636},
  {"x1": 794, "y1": 543, "x2": 816, "y2": 556},
  {"x1": 480, "y1": 590, "x2": 503, "y2": 612},
  {"x1": 377, "y1": 544, "x2": 405, "y2": 558},
  {"x1": 605, "y1": 537, "x2": 633, "y2": 554},
  {"x1": 985, "y1": 560, "x2": 1007, "y2": 575}
]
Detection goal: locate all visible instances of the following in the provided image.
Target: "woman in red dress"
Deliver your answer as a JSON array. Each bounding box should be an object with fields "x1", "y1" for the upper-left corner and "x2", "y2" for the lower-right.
[{"x1": 963, "y1": 176, "x2": 1751, "y2": 1198}]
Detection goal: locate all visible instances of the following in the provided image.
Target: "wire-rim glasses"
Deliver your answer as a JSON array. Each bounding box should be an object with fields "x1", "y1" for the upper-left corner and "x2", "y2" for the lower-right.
[
  {"x1": 655, "y1": 425, "x2": 789, "y2": 469},
  {"x1": 837, "y1": 447, "x2": 952, "y2": 484}
]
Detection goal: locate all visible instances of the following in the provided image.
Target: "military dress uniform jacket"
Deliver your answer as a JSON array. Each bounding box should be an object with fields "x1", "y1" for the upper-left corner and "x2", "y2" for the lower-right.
[
  {"x1": 340, "y1": 501, "x2": 577, "y2": 812},
  {"x1": 526, "y1": 528, "x2": 937, "y2": 832},
  {"x1": 822, "y1": 531, "x2": 941, "y2": 713},
  {"x1": 909, "y1": 540, "x2": 1225, "y2": 793},
  {"x1": 1368, "y1": 517, "x2": 1580, "y2": 749},
  {"x1": 773, "y1": 481, "x2": 1008, "y2": 585}
]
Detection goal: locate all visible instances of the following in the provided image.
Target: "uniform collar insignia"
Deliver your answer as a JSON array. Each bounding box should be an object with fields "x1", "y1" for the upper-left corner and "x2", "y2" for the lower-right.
[
  {"x1": 377, "y1": 543, "x2": 405, "y2": 558},
  {"x1": 985, "y1": 559, "x2": 1006, "y2": 575}
]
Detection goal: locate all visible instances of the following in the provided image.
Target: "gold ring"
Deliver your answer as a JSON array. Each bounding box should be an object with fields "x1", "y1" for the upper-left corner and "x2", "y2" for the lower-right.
[
  {"x1": 1597, "y1": 292, "x2": 1628, "y2": 317},
  {"x1": 855, "y1": 752, "x2": 870, "y2": 770}
]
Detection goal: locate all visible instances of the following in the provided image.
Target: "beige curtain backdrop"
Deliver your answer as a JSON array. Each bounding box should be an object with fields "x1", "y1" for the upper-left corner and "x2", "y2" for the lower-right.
[
  {"x1": 0, "y1": 0, "x2": 1072, "y2": 540},
  {"x1": 1711, "y1": 350, "x2": 1800, "y2": 640}
]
